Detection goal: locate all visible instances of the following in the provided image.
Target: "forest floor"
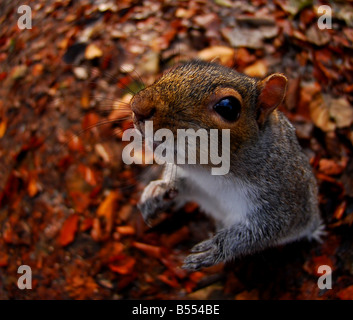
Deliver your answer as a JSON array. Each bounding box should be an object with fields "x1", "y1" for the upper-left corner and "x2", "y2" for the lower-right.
[{"x1": 0, "y1": 0, "x2": 353, "y2": 299}]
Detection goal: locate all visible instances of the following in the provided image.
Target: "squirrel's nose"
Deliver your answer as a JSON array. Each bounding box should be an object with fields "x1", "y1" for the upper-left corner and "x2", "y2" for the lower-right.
[
  {"x1": 131, "y1": 94, "x2": 156, "y2": 122},
  {"x1": 133, "y1": 105, "x2": 156, "y2": 122}
]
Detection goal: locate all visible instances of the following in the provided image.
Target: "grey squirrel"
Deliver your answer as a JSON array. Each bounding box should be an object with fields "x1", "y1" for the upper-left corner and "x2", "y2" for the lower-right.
[{"x1": 130, "y1": 60, "x2": 324, "y2": 270}]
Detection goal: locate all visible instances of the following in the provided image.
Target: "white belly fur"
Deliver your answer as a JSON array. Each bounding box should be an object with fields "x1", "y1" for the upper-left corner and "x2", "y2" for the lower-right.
[{"x1": 181, "y1": 166, "x2": 258, "y2": 227}]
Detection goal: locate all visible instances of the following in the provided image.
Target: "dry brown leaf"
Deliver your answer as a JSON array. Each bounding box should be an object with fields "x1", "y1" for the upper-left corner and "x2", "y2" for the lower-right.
[
  {"x1": 306, "y1": 25, "x2": 330, "y2": 46},
  {"x1": 198, "y1": 46, "x2": 235, "y2": 67},
  {"x1": 10, "y1": 65, "x2": 27, "y2": 79},
  {"x1": 328, "y1": 97, "x2": 353, "y2": 129},
  {"x1": 85, "y1": 44, "x2": 103, "y2": 60},
  {"x1": 222, "y1": 25, "x2": 278, "y2": 49},
  {"x1": 243, "y1": 60, "x2": 268, "y2": 78},
  {"x1": 309, "y1": 94, "x2": 336, "y2": 132}
]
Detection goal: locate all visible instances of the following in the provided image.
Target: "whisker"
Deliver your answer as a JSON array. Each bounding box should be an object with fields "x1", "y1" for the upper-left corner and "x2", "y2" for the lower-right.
[
  {"x1": 56, "y1": 116, "x2": 132, "y2": 152},
  {"x1": 120, "y1": 66, "x2": 146, "y2": 91}
]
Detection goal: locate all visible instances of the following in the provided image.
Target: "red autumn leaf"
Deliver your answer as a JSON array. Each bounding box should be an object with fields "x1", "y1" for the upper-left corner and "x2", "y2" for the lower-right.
[
  {"x1": 157, "y1": 272, "x2": 180, "y2": 288},
  {"x1": 99, "y1": 242, "x2": 125, "y2": 264},
  {"x1": 0, "y1": 252, "x2": 9, "y2": 267},
  {"x1": 303, "y1": 255, "x2": 335, "y2": 276},
  {"x1": 333, "y1": 201, "x2": 347, "y2": 220},
  {"x1": 108, "y1": 256, "x2": 136, "y2": 275},
  {"x1": 67, "y1": 134, "x2": 85, "y2": 153},
  {"x1": 97, "y1": 191, "x2": 119, "y2": 229},
  {"x1": 3, "y1": 222, "x2": 14, "y2": 244},
  {"x1": 116, "y1": 225, "x2": 135, "y2": 236},
  {"x1": 58, "y1": 214, "x2": 80, "y2": 247},
  {"x1": 318, "y1": 158, "x2": 346, "y2": 176},
  {"x1": 80, "y1": 88, "x2": 91, "y2": 109},
  {"x1": 160, "y1": 257, "x2": 187, "y2": 279},
  {"x1": 81, "y1": 112, "x2": 100, "y2": 131},
  {"x1": 27, "y1": 172, "x2": 40, "y2": 197},
  {"x1": 80, "y1": 217, "x2": 93, "y2": 232},
  {"x1": 78, "y1": 164, "x2": 97, "y2": 186},
  {"x1": 0, "y1": 119, "x2": 6, "y2": 138},
  {"x1": 337, "y1": 285, "x2": 353, "y2": 300},
  {"x1": 132, "y1": 241, "x2": 162, "y2": 259},
  {"x1": 0, "y1": 71, "x2": 7, "y2": 81},
  {"x1": 69, "y1": 191, "x2": 91, "y2": 213}
]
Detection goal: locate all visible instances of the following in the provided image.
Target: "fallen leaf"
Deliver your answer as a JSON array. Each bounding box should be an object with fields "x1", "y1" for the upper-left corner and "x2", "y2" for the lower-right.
[
  {"x1": 109, "y1": 256, "x2": 136, "y2": 275},
  {"x1": 80, "y1": 88, "x2": 91, "y2": 109},
  {"x1": 214, "y1": 0, "x2": 232, "y2": 7},
  {"x1": 175, "y1": 7, "x2": 196, "y2": 19},
  {"x1": 10, "y1": 64, "x2": 27, "y2": 79},
  {"x1": 198, "y1": 46, "x2": 235, "y2": 67},
  {"x1": 78, "y1": 164, "x2": 97, "y2": 186},
  {"x1": 158, "y1": 272, "x2": 180, "y2": 288},
  {"x1": 303, "y1": 255, "x2": 335, "y2": 276},
  {"x1": 243, "y1": 60, "x2": 268, "y2": 78},
  {"x1": 68, "y1": 191, "x2": 91, "y2": 213},
  {"x1": 27, "y1": 174, "x2": 39, "y2": 197},
  {"x1": 73, "y1": 67, "x2": 88, "y2": 80},
  {"x1": 309, "y1": 93, "x2": 336, "y2": 132},
  {"x1": 132, "y1": 241, "x2": 162, "y2": 259},
  {"x1": 67, "y1": 134, "x2": 85, "y2": 152},
  {"x1": 285, "y1": 77, "x2": 301, "y2": 111},
  {"x1": 92, "y1": 190, "x2": 120, "y2": 240},
  {"x1": 0, "y1": 120, "x2": 7, "y2": 138},
  {"x1": 85, "y1": 44, "x2": 103, "y2": 60},
  {"x1": 306, "y1": 25, "x2": 330, "y2": 46},
  {"x1": 318, "y1": 158, "x2": 346, "y2": 176},
  {"x1": 222, "y1": 25, "x2": 278, "y2": 49},
  {"x1": 279, "y1": 0, "x2": 313, "y2": 15},
  {"x1": 328, "y1": 97, "x2": 353, "y2": 129},
  {"x1": 58, "y1": 214, "x2": 80, "y2": 247},
  {"x1": 32, "y1": 64, "x2": 44, "y2": 76},
  {"x1": 337, "y1": 285, "x2": 353, "y2": 300},
  {"x1": 116, "y1": 225, "x2": 135, "y2": 236},
  {"x1": 80, "y1": 217, "x2": 93, "y2": 232},
  {"x1": 0, "y1": 252, "x2": 9, "y2": 267},
  {"x1": 333, "y1": 201, "x2": 347, "y2": 220}
]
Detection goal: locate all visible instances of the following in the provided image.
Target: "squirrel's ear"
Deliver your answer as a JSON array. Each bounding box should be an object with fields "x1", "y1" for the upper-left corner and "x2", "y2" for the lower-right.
[{"x1": 256, "y1": 73, "x2": 287, "y2": 125}]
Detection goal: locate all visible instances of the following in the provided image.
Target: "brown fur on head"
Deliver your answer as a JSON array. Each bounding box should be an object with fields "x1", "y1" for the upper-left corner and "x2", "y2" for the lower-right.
[{"x1": 130, "y1": 60, "x2": 287, "y2": 166}]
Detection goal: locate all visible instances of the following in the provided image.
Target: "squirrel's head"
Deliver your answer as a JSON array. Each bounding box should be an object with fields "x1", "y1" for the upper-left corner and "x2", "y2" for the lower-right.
[{"x1": 130, "y1": 60, "x2": 287, "y2": 169}]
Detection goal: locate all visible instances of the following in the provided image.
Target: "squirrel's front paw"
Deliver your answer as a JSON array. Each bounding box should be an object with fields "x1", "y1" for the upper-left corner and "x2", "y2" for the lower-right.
[
  {"x1": 138, "y1": 180, "x2": 178, "y2": 226},
  {"x1": 182, "y1": 238, "x2": 224, "y2": 270}
]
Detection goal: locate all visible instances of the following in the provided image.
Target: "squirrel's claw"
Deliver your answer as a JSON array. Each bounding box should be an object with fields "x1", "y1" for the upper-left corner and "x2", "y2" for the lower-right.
[
  {"x1": 182, "y1": 239, "x2": 222, "y2": 270},
  {"x1": 138, "y1": 180, "x2": 177, "y2": 225}
]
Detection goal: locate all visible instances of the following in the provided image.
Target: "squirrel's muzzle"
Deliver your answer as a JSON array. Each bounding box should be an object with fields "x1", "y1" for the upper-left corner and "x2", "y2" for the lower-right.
[{"x1": 130, "y1": 92, "x2": 156, "y2": 123}]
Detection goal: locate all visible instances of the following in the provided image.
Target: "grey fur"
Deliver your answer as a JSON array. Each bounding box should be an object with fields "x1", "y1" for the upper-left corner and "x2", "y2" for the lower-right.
[{"x1": 134, "y1": 61, "x2": 323, "y2": 270}]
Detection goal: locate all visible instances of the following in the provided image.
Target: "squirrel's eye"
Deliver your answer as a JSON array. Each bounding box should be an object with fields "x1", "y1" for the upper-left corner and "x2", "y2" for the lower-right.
[{"x1": 213, "y1": 97, "x2": 241, "y2": 122}]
